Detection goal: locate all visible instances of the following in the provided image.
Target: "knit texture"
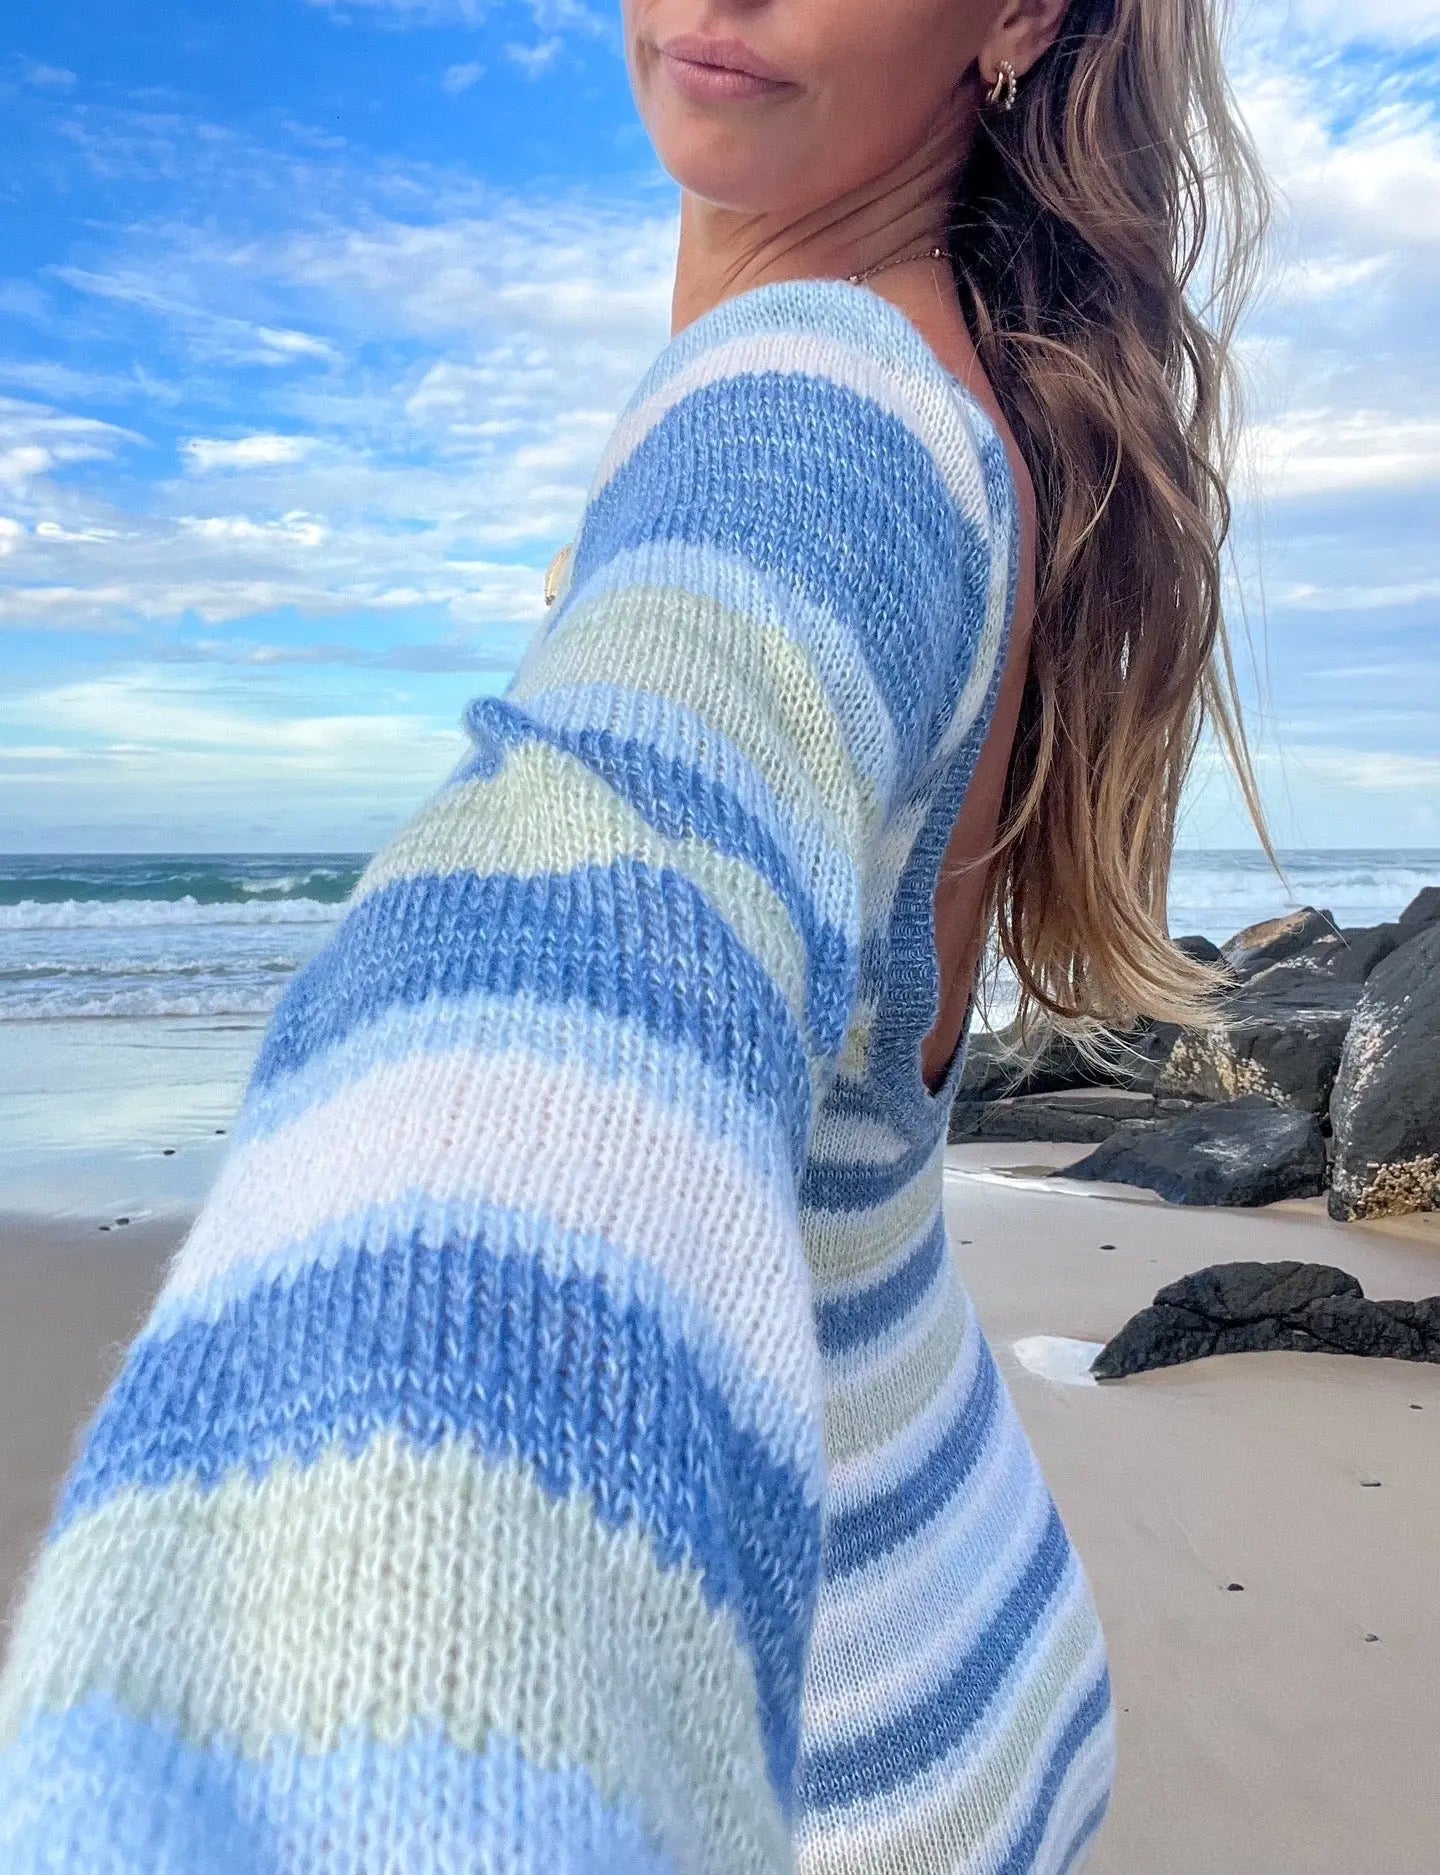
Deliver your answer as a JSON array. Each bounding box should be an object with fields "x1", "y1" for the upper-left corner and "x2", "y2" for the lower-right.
[{"x1": 0, "y1": 277, "x2": 1114, "y2": 1873}]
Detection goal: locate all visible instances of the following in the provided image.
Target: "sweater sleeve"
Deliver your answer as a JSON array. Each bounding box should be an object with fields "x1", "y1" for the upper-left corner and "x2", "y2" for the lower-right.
[{"x1": 0, "y1": 279, "x2": 1012, "y2": 1874}]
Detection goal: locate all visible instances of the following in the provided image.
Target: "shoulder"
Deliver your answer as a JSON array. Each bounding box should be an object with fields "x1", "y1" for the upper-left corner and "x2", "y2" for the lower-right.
[{"x1": 588, "y1": 278, "x2": 1005, "y2": 541}]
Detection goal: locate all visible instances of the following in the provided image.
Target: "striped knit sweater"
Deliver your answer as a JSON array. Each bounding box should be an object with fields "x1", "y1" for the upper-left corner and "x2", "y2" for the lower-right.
[{"x1": 0, "y1": 278, "x2": 1114, "y2": 1873}]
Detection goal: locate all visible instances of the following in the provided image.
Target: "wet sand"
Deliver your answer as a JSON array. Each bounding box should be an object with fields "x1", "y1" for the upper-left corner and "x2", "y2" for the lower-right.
[{"x1": 0, "y1": 1212, "x2": 184, "y2": 1623}]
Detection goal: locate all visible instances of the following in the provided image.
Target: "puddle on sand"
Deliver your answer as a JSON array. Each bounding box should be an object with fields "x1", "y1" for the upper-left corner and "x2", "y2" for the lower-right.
[
  {"x1": 945, "y1": 1161, "x2": 1165, "y2": 1205},
  {"x1": 1011, "y1": 1336, "x2": 1106, "y2": 1387}
]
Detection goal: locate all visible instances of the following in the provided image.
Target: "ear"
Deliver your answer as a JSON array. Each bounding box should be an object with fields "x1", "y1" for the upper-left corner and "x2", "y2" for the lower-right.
[{"x1": 979, "y1": 0, "x2": 1073, "y2": 83}]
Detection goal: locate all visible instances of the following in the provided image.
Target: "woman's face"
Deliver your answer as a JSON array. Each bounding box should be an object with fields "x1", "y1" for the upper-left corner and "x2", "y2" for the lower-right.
[{"x1": 623, "y1": 0, "x2": 998, "y2": 218}]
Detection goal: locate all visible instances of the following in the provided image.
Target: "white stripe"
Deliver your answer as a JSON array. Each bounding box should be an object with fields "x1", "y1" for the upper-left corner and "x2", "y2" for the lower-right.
[
  {"x1": 796, "y1": 1586, "x2": 1109, "y2": 1870},
  {"x1": 817, "y1": 1227, "x2": 958, "y2": 1391},
  {"x1": 918, "y1": 1602, "x2": 1114, "y2": 1875},
  {"x1": 803, "y1": 1453, "x2": 1058, "y2": 1743},
  {"x1": 541, "y1": 536, "x2": 903, "y2": 808},
  {"x1": 815, "y1": 1405, "x2": 1030, "y2": 1675},
  {"x1": 590, "y1": 325, "x2": 1014, "y2": 776},
  {"x1": 801, "y1": 1134, "x2": 949, "y2": 1288},
  {"x1": 154, "y1": 1024, "x2": 824, "y2": 1459}
]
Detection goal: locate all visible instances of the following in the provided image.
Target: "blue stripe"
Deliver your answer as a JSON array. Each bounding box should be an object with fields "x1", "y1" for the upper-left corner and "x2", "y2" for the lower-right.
[
  {"x1": 1056, "y1": 1785, "x2": 1113, "y2": 1875},
  {"x1": 0, "y1": 1695, "x2": 680, "y2": 1875},
  {"x1": 573, "y1": 372, "x2": 989, "y2": 776},
  {"x1": 457, "y1": 693, "x2": 853, "y2": 1046},
  {"x1": 998, "y1": 1670, "x2": 1115, "y2": 1875},
  {"x1": 142, "y1": 1188, "x2": 819, "y2": 1485},
  {"x1": 244, "y1": 864, "x2": 834, "y2": 1159},
  {"x1": 823, "y1": 1333, "x2": 1002, "y2": 1578},
  {"x1": 799, "y1": 1124, "x2": 948, "y2": 1210},
  {"x1": 815, "y1": 1214, "x2": 947, "y2": 1358},
  {"x1": 56, "y1": 1231, "x2": 820, "y2": 1798},
  {"x1": 1057, "y1": 1792, "x2": 1110, "y2": 1875},
  {"x1": 800, "y1": 1501, "x2": 1074, "y2": 1808}
]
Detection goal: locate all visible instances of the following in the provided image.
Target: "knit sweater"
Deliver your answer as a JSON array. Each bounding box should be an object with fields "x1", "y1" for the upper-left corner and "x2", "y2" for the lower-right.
[{"x1": 0, "y1": 278, "x2": 1114, "y2": 1873}]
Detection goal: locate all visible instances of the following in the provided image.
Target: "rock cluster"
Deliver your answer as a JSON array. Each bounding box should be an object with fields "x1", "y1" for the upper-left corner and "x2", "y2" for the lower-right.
[
  {"x1": 1090, "y1": 1259, "x2": 1440, "y2": 1379},
  {"x1": 948, "y1": 885, "x2": 1440, "y2": 1216}
]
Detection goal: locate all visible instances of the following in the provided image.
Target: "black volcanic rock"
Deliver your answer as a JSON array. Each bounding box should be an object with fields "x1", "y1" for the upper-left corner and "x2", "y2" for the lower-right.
[
  {"x1": 1154, "y1": 980, "x2": 1359, "y2": 1115},
  {"x1": 1221, "y1": 907, "x2": 1338, "y2": 981},
  {"x1": 1064, "y1": 1095, "x2": 1328, "y2": 1207},
  {"x1": 1092, "y1": 1259, "x2": 1440, "y2": 1379},
  {"x1": 1244, "y1": 921, "x2": 1401, "y2": 989},
  {"x1": 1398, "y1": 885, "x2": 1440, "y2": 934},
  {"x1": 1329, "y1": 921, "x2": 1440, "y2": 1220},
  {"x1": 957, "y1": 1019, "x2": 1168, "y2": 1101},
  {"x1": 1175, "y1": 933, "x2": 1225, "y2": 966},
  {"x1": 948, "y1": 1089, "x2": 1180, "y2": 1145}
]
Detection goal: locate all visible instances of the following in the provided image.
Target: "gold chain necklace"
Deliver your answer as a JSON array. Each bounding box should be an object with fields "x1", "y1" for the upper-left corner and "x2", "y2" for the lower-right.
[
  {"x1": 543, "y1": 246, "x2": 949, "y2": 607},
  {"x1": 846, "y1": 244, "x2": 947, "y2": 286}
]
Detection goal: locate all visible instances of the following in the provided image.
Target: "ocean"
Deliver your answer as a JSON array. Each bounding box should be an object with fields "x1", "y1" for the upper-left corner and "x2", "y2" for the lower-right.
[
  {"x1": 0, "y1": 855, "x2": 364, "y2": 1023},
  {"x1": 2, "y1": 848, "x2": 1436, "y2": 1026},
  {"x1": 2, "y1": 848, "x2": 1436, "y2": 1223}
]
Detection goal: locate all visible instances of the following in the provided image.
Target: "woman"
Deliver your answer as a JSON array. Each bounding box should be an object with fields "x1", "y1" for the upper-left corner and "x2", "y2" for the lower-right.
[{"x1": 0, "y1": 0, "x2": 1271, "y2": 1869}]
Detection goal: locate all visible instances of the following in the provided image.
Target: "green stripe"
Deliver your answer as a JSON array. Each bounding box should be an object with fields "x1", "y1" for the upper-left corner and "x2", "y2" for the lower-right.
[
  {"x1": 823, "y1": 1273, "x2": 969, "y2": 1464},
  {"x1": 510, "y1": 582, "x2": 880, "y2": 846},
  {"x1": 355, "y1": 742, "x2": 813, "y2": 1051},
  {"x1": 0, "y1": 1432, "x2": 789, "y2": 1875},
  {"x1": 801, "y1": 1142, "x2": 947, "y2": 1290}
]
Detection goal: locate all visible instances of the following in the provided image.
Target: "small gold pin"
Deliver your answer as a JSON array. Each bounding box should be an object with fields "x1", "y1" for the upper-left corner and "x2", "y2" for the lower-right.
[{"x1": 543, "y1": 542, "x2": 573, "y2": 608}]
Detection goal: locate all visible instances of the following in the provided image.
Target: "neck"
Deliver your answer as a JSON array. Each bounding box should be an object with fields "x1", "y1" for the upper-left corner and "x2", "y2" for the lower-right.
[{"x1": 669, "y1": 106, "x2": 977, "y2": 338}]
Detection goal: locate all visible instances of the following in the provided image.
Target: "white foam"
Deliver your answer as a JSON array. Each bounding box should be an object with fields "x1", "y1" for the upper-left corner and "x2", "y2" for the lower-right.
[
  {"x1": 1011, "y1": 1336, "x2": 1105, "y2": 1387},
  {"x1": 0, "y1": 897, "x2": 343, "y2": 931},
  {"x1": 2, "y1": 985, "x2": 281, "y2": 1020}
]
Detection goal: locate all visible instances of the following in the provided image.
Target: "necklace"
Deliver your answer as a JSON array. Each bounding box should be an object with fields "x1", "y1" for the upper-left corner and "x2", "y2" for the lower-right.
[
  {"x1": 543, "y1": 244, "x2": 950, "y2": 607},
  {"x1": 846, "y1": 244, "x2": 947, "y2": 286}
]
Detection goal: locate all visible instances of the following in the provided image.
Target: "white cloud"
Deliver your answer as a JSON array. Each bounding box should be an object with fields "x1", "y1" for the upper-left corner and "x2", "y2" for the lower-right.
[
  {"x1": 0, "y1": 517, "x2": 23, "y2": 555},
  {"x1": 0, "y1": 397, "x2": 140, "y2": 502},
  {"x1": 1264, "y1": 0, "x2": 1440, "y2": 42},
  {"x1": 0, "y1": 671, "x2": 469, "y2": 841},
  {"x1": 1277, "y1": 578, "x2": 1440, "y2": 611},
  {"x1": 306, "y1": 0, "x2": 489, "y2": 20},
  {"x1": 19, "y1": 60, "x2": 77, "y2": 90},
  {"x1": 8, "y1": 669, "x2": 445, "y2": 760},
  {"x1": 1242, "y1": 410, "x2": 1440, "y2": 498},
  {"x1": 33, "y1": 521, "x2": 121, "y2": 544},
  {"x1": 0, "y1": 445, "x2": 53, "y2": 492},
  {"x1": 53, "y1": 267, "x2": 344, "y2": 369},
  {"x1": 1270, "y1": 746, "x2": 1440, "y2": 792},
  {"x1": 506, "y1": 36, "x2": 563, "y2": 78},
  {"x1": 305, "y1": 0, "x2": 607, "y2": 33},
  {"x1": 183, "y1": 433, "x2": 317, "y2": 472},
  {"x1": 0, "y1": 191, "x2": 678, "y2": 633},
  {"x1": 441, "y1": 62, "x2": 485, "y2": 94},
  {"x1": 178, "y1": 511, "x2": 328, "y2": 548},
  {"x1": 0, "y1": 400, "x2": 137, "y2": 468}
]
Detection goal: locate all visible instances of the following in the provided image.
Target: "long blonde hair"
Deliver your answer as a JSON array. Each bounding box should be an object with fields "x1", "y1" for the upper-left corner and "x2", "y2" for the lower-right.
[{"x1": 949, "y1": 0, "x2": 1276, "y2": 1036}]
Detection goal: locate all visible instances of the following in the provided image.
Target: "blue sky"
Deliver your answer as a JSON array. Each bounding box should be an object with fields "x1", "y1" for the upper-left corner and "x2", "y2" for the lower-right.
[{"x1": 1, "y1": 0, "x2": 1436, "y2": 853}]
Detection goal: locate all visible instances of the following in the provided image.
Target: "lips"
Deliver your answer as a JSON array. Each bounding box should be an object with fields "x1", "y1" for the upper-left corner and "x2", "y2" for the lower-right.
[{"x1": 657, "y1": 32, "x2": 793, "y2": 85}]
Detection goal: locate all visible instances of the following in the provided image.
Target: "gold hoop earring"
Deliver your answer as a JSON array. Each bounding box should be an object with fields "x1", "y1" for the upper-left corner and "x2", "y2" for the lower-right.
[{"x1": 985, "y1": 59, "x2": 1018, "y2": 111}]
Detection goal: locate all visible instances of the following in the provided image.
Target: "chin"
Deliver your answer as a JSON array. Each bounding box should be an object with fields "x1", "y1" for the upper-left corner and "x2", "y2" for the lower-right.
[{"x1": 647, "y1": 117, "x2": 813, "y2": 217}]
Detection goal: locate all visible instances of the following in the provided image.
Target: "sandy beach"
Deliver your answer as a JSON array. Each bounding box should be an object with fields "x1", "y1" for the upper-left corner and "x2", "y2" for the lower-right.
[
  {"x1": 946, "y1": 1143, "x2": 1440, "y2": 1875},
  {"x1": 1, "y1": 1147, "x2": 1436, "y2": 1872}
]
